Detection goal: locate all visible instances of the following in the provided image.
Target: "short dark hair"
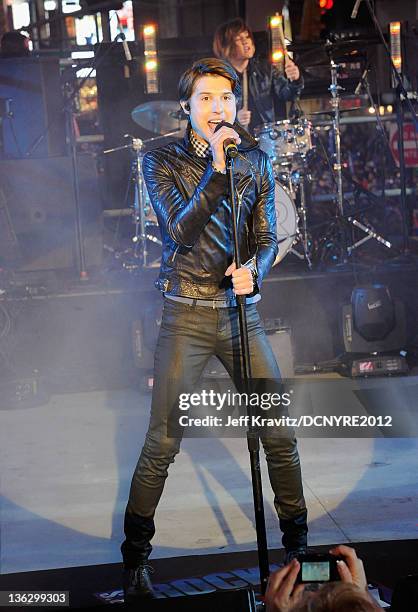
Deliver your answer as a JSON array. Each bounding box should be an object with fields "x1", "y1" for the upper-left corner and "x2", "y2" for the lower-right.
[
  {"x1": 213, "y1": 18, "x2": 254, "y2": 61},
  {"x1": 178, "y1": 57, "x2": 241, "y2": 103}
]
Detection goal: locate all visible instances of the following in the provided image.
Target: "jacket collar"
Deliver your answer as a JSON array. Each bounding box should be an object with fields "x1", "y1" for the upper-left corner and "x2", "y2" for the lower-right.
[{"x1": 182, "y1": 120, "x2": 258, "y2": 155}]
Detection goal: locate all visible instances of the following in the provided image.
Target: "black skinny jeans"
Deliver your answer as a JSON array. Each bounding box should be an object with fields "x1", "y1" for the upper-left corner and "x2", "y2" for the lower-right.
[{"x1": 122, "y1": 298, "x2": 307, "y2": 566}]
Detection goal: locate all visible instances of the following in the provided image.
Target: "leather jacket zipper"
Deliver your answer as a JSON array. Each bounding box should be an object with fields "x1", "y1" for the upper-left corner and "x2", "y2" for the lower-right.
[
  {"x1": 171, "y1": 245, "x2": 180, "y2": 263},
  {"x1": 236, "y1": 175, "x2": 252, "y2": 201},
  {"x1": 235, "y1": 175, "x2": 253, "y2": 224}
]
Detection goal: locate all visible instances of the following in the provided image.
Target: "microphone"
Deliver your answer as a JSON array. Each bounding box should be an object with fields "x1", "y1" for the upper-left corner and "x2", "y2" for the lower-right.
[
  {"x1": 214, "y1": 121, "x2": 239, "y2": 158},
  {"x1": 351, "y1": 0, "x2": 362, "y2": 19},
  {"x1": 354, "y1": 66, "x2": 368, "y2": 95}
]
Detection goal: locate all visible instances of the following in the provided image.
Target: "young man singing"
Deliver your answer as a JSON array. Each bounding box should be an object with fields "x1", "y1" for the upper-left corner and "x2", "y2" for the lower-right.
[{"x1": 121, "y1": 58, "x2": 308, "y2": 602}]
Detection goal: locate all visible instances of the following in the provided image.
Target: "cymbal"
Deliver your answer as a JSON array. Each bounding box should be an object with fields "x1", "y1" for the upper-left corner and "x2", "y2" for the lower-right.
[
  {"x1": 131, "y1": 100, "x2": 187, "y2": 135},
  {"x1": 304, "y1": 60, "x2": 358, "y2": 79},
  {"x1": 304, "y1": 65, "x2": 332, "y2": 80},
  {"x1": 309, "y1": 107, "x2": 364, "y2": 117},
  {"x1": 298, "y1": 38, "x2": 375, "y2": 68}
]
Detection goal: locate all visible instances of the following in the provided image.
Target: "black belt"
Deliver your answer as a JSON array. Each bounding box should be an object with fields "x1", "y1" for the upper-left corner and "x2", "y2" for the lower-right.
[{"x1": 165, "y1": 294, "x2": 260, "y2": 309}]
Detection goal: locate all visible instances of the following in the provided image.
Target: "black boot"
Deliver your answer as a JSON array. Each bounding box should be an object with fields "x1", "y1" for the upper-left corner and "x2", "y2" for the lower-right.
[
  {"x1": 279, "y1": 510, "x2": 308, "y2": 563},
  {"x1": 121, "y1": 510, "x2": 155, "y2": 565},
  {"x1": 123, "y1": 562, "x2": 156, "y2": 602},
  {"x1": 121, "y1": 510, "x2": 157, "y2": 601}
]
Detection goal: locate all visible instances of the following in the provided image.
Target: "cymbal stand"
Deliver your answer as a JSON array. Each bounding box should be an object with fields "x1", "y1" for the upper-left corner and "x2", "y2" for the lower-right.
[
  {"x1": 103, "y1": 130, "x2": 179, "y2": 268},
  {"x1": 276, "y1": 162, "x2": 313, "y2": 268},
  {"x1": 329, "y1": 57, "x2": 348, "y2": 262},
  {"x1": 129, "y1": 137, "x2": 149, "y2": 265},
  {"x1": 293, "y1": 169, "x2": 312, "y2": 268},
  {"x1": 104, "y1": 136, "x2": 149, "y2": 266},
  {"x1": 346, "y1": 68, "x2": 392, "y2": 256},
  {"x1": 327, "y1": 52, "x2": 391, "y2": 261}
]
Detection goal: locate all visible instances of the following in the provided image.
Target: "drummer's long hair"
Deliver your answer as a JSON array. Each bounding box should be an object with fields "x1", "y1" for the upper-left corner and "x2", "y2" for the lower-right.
[
  {"x1": 213, "y1": 18, "x2": 254, "y2": 61},
  {"x1": 178, "y1": 58, "x2": 241, "y2": 104}
]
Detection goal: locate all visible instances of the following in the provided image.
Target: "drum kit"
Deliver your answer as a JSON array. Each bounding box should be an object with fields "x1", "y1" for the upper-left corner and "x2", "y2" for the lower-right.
[
  {"x1": 104, "y1": 37, "x2": 390, "y2": 271},
  {"x1": 103, "y1": 101, "x2": 187, "y2": 268},
  {"x1": 254, "y1": 116, "x2": 314, "y2": 267}
]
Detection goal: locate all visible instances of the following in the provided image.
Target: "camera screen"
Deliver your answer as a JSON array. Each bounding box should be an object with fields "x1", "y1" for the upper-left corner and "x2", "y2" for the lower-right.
[{"x1": 301, "y1": 561, "x2": 330, "y2": 582}]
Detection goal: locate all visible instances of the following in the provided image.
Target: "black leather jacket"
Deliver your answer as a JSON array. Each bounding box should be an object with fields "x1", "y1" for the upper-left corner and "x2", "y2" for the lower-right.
[
  {"x1": 142, "y1": 125, "x2": 278, "y2": 299},
  {"x1": 238, "y1": 57, "x2": 304, "y2": 128}
]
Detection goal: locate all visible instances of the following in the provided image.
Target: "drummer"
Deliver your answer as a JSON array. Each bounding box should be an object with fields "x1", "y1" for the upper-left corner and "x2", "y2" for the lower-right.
[{"x1": 213, "y1": 17, "x2": 303, "y2": 133}]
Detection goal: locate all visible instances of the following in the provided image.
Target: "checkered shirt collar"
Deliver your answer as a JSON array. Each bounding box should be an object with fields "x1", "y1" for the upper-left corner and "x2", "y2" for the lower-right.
[{"x1": 190, "y1": 129, "x2": 211, "y2": 159}]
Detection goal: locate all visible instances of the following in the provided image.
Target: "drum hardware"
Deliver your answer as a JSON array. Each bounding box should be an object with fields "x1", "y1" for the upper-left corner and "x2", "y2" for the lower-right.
[
  {"x1": 325, "y1": 46, "x2": 392, "y2": 262},
  {"x1": 102, "y1": 98, "x2": 189, "y2": 270},
  {"x1": 253, "y1": 114, "x2": 315, "y2": 266},
  {"x1": 269, "y1": 174, "x2": 312, "y2": 269},
  {"x1": 254, "y1": 118, "x2": 313, "y2": 165},
  {"x1": 265, "y1": 156, "x2": 313, "y2": 268},
  {"x1": 329, "y1": 58, "x2": 345, "y2": 227},
  {"x1": 296, "y1": 37, "x2": 375, "y2": 70},
  {"x1": 289, "y1": 170, "x2": 313, "y2": 269},
  {"x1": 131, "y1": 100, "x2": 187, "y2": 136},
  {"x1": 272, "y1": 180, "x2": 299, "y2": 266},
  {"x1": 103, "y1": 126, "x2": 182, "y2": 269}
]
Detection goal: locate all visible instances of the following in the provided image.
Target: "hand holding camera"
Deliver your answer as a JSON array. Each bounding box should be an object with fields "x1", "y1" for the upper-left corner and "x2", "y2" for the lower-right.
[
  {"x1": 329, "y1": 544, "x2": 368, "y2": 591},
  {"x1": 295, "y1": 553, "x2": 342, "y2": 584},
  {"x1": 265, "y1": 558, "x2": 305, "y2": 612},
  {"x1": 265, "y1": 545, "x2": 369, "y2": 612}
]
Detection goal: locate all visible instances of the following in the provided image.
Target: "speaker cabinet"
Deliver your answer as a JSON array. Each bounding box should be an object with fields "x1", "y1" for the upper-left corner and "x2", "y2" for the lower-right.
[
  {"x1": 0, "y1": 156, "x2": 103, "y2": 271},
  {"x1": 266, "y1": 329, "x2": 295, "y2": 378},
  {"x1": 0, "y1": 57, "x2": 66, "y2": 158}
]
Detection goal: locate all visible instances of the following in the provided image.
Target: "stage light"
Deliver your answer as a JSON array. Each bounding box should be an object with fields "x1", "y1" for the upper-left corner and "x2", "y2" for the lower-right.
[
  {"x1": 379, "y1": 105, "x2": 385, "y2": 115},
  {"x1": 270, "y1": 12, "x2": 285, "y2": 68},
  {"x1": 143, "y1": 23, "x2": 157, "y2": 56},
  {"x1": 387, "y1": 104, "x2": 393, "y2": 113},
  {"x1": 368, "y1": 106, "x2": 375, "y2": 114},
  {"x1": 342, "y1": 285, "x2": 408, "y2": 377},
  {"x1": 143, "y1": 23, "x2": 159, "y2": 93},
  {"x1": 145, "y1": 59, "x2": 157, "y2": 71},
  {"x1": 143, "y1": 25, "x2": 155, "y2": 36},
  {"x1": 389, "y1": 21, "x2": 402, "y2": 86},
  {"x1": 272, "y1": 50, "x2": 284, "y2": 62},
  {"x1": 390, "y1": 21, "x2": 401, "y2": 35},
  {"x1": 318, "y1": 0, "x2": 332, "y2": 13}
]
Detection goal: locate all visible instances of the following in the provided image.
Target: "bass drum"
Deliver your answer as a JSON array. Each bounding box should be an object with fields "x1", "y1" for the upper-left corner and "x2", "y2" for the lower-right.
[{"x1": 273, "y1": 180, "x2": 298, "y2": 265}]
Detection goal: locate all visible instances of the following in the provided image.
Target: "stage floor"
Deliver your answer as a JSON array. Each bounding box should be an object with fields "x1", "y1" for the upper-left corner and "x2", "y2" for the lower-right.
[{"x1": 1, "y1": 377, "x2": 418, "y2": 575}]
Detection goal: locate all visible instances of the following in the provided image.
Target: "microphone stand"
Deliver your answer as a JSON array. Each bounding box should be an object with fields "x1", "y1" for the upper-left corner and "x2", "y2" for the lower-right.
[{"x1": 226, "y1": 149, "x2": 270, "y2": 596}]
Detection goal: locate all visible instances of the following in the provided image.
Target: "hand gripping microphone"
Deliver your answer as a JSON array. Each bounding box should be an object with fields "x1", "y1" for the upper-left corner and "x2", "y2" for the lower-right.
[{"x1": 214, "y1": 121, "x2": 239, "y2": 158}]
